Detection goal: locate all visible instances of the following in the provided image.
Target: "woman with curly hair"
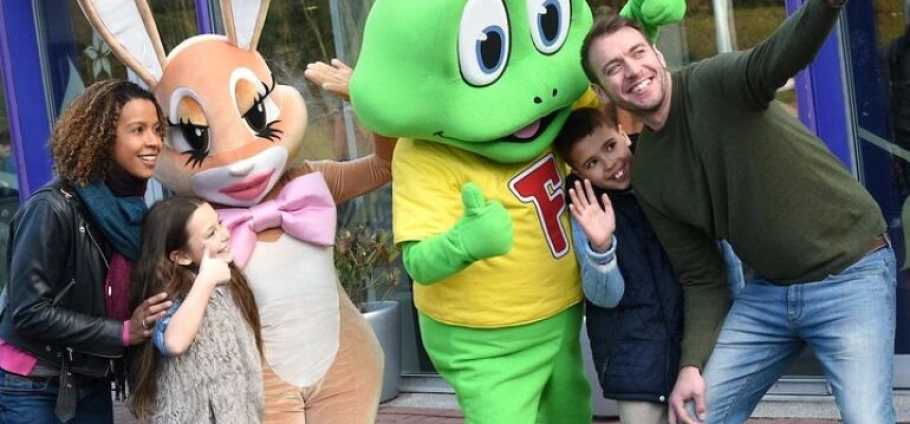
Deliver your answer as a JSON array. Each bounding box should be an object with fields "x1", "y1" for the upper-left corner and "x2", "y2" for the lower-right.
[{"x1": 0, "y1": 79, "x2": 173, "y2": 423}]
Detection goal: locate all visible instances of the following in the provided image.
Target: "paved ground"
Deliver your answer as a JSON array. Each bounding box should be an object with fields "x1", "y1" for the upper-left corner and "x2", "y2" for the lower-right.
[
  {"x1": 112, "y1": 388, "x2": 910, "y2": 423},
  {"x1": 110, "y1": 400, "x2": 856, "y2": 423},
  {"x1": 372, "y1": 407, "x2": 842, "y2": 424}
]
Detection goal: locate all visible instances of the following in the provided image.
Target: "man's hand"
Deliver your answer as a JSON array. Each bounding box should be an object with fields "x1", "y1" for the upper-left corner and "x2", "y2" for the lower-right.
[{"x1": 669, "y1": 366, "x2": 708, "y2": 424}]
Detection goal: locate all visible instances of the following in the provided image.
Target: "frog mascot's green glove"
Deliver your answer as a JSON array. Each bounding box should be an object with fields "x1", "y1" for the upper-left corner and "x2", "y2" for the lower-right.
[{"x1": 620, "y1": 0, "x2": 687, "y2": 42}]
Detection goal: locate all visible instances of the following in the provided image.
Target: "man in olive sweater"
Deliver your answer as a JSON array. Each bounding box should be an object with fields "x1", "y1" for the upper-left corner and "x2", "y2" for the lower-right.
[{"x1": 581, "y1": 0, "x2": 895, "y2": 423}]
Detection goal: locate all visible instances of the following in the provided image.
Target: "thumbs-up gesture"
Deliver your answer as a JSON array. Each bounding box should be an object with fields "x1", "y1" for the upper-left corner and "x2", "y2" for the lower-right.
[
  {"x1": 196, "y1": 246, "x2": 232, "y2": 288},
  {"x1": 455, "y1": 182, "x2": 513, "y2": 261}
]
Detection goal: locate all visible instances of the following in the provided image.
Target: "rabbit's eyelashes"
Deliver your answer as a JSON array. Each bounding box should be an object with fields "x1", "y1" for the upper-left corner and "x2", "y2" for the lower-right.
[
  {"x1": 166, "y1": 117, "x2": 210, "y2": 169},
  {"x1": 241, "y1": 79, "x2": 283, "y2": 141}
]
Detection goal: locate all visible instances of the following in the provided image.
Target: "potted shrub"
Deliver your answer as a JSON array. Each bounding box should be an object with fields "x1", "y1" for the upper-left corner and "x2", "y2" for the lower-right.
[{"x1": 334, "y1": 223, "x2": 402, "y2": 402}]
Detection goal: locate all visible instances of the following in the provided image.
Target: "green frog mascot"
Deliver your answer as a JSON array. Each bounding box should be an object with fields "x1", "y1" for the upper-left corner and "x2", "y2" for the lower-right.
[{"x1": 350, "y1": 1, "x2": 683, "y2": 422}]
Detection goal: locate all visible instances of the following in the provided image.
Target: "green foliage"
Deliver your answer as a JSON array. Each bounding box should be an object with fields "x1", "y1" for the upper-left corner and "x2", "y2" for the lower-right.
[{"x1": 334, "y1": 223, "x2": 401, "y2": 312}]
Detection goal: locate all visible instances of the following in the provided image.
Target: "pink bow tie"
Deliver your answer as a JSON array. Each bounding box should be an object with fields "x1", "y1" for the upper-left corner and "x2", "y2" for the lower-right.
[{"x1": 218, "y1": 173, "x2": 337, "y2": 268}]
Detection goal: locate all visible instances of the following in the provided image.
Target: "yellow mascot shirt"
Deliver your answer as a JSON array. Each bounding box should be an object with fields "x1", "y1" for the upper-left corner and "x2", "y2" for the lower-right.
[
  {"x1": 573, "y1": 86, "x2": 602, "y2": 110},
  {"x1": 393, "y1": 140, "x2": 582, "y2": 328}
]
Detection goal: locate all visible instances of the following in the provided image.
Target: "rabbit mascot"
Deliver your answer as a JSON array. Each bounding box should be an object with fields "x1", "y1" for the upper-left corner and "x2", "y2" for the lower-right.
[
  {"x1": 348, "y1": 0, "x2": 683, "y2": 422},
  {"x1": 77, "y1": 1, "x2": 391, "y2": 422}
]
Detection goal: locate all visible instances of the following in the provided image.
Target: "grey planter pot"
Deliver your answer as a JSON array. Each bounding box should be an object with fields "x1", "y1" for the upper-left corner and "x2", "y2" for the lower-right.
[{"x1": 363, "y1": 300, "x2": 401, "y2": 402}]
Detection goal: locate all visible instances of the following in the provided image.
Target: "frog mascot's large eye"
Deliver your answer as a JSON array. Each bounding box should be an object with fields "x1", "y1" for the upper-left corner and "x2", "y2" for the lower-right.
[
  {"x1": 527, "y1": 0, "x2": 570, "y2": 54},
  {"x1": 458, "y1": 0, "x2": 511, "y2": 87}
]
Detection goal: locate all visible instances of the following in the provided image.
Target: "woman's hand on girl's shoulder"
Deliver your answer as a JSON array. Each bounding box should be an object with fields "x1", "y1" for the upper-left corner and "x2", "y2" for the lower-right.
[{"x1": 128, "y1": 292, "x2": 172, "y2": 345}]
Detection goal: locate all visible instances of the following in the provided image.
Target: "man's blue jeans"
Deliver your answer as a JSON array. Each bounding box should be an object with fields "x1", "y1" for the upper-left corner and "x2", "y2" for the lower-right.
[
  {"x1": 702, "y1": 245, "x2": 897, "y2": 424},
  {"x1": 0, "y1": 369, "x2": 113, "y2": 424}
]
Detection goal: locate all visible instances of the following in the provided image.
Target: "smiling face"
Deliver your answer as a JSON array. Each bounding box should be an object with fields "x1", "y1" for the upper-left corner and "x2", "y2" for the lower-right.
[
  {"x1": 567, "y1": 124, "x2": 632, "y2": 191},
  {"x1": 351, "y1": 0, "x2": 593, "y2": 163},
  {"x1": 173, "y1": 202, "x2": 233, "y2": 266},
  {"x1": 587, "y1": 27, "x2": 669, "y2": 118},
  {"x1": 153, "y1": 36, "x2": 307, "y2": 206},
  {"x1": 112, "y1": 98, "x2": 163, "y2": 180}
]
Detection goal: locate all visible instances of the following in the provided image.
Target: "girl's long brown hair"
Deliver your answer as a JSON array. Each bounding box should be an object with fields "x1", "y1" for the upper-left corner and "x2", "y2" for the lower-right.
[
  {"x1": 128, "y1": 196, "x2": 262, "y2": 420},
  {"x1": 49, "y1": 79, "x2": 165, "y2": 186}
]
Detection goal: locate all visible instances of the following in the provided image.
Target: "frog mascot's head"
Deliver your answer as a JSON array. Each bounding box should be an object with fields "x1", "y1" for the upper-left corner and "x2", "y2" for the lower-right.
[{"x1": 351, "y1": 0, "x2": 592, "y2": 164}]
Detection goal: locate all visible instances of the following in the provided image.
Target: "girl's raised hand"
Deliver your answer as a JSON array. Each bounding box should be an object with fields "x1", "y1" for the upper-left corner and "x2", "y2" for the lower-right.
[
  {"x1": 568, "y1": 179, "x2": 616, "y2": 253},
  {"x1": 197, "y1": 246, "x2": 231, "y2": 287}
]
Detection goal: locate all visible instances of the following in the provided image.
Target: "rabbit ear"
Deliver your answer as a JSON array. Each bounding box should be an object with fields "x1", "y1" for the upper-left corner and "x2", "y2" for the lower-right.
[
  {"x1": 76, "y1": 0, "x2": 167, "y2": 89},
  {"x1": 220, "y1": 0, "x2": 270, "y2": 51}
]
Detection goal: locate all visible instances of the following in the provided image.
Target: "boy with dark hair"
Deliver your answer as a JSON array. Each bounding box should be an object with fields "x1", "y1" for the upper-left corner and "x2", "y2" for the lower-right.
[{"x1": 555, "y1": 107, "x2": 741, "y2": 424}]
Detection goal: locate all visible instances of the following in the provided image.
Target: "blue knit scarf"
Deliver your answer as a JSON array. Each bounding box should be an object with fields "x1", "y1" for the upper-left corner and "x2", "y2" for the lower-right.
[{"x1": 72, "y1": 181, "x2": 146, "y2": 260}]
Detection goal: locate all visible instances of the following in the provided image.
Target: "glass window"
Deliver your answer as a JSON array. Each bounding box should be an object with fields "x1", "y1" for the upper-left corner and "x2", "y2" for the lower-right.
[
  {"x1": 843, "y1": 0, "x2": 909, "y2": 365},
  {"x1": 0, "y1": 75, "x2": 16, "y2": 288},
  {"x1": 249, "y1": 1, "x2": 394, "y2": 255},
  {"x1": 37, "y1": 0, "x2": 197, "y2": 116},
  {"x1": 149, "y1": 0, "x2": 199, "y2": 51},
  {"x1": 247, "y1": 1, "x2": 374, "y2": 164},
  {"x1": 38, "y1": 0, "x2": 128, "y2": 117},
  {"x1": 674, "y1": 0, "x2": 797, "y2": 112}
]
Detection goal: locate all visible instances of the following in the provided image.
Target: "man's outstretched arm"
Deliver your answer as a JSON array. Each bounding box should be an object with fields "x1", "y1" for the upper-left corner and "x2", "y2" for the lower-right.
[{"x1": 697, "y1": 0, "x2": 848, "y2": 110}]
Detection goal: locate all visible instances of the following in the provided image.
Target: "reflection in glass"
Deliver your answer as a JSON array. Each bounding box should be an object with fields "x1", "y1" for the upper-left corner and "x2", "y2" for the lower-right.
[
  {"x1": 844, "y1": 0, "x2": 909, "y2": 357},
  {"x1": 0, "y1": 76, "x2": 14, "y2": 289},
  {"x1": 40, "y1": 0, "x2": 197, "y2": 116},
  {"x1": 40, "y1": 0, "x2": 126, "y2": 115},
  {"x1": 149, "y1": 0, "x2": 198, "y2": 51},
  {"x1": 253, "y1": 1, "x2": 374, "y2": 165}
]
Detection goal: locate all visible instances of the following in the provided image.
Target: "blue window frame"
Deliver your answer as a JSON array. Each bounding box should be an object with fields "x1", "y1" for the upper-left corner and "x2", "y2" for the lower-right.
[
  {"x1": 0, "y1": 1, "x2": 53, "y2": 200},
  {"x1": 786, "y1": 0, "x2": 853, "y2": 172}
]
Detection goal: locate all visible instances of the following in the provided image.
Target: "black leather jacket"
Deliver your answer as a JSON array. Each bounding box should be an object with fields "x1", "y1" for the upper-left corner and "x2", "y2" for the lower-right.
[{"x1": 0, "y1": 178, "x2": 124, "y2": 378}]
